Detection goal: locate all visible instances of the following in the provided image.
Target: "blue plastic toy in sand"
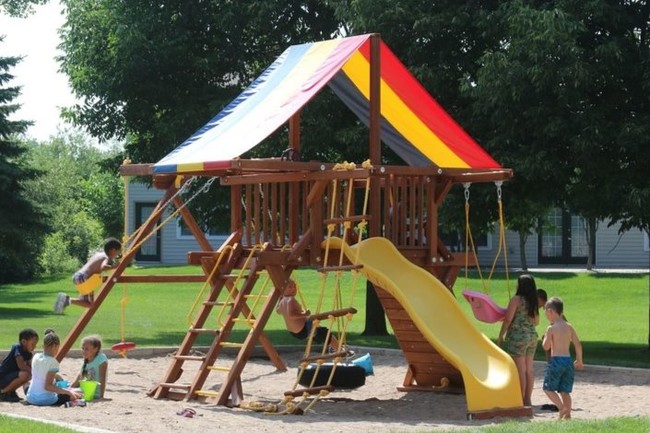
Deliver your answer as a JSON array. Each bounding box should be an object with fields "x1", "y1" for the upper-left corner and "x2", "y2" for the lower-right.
[{"x1": 351, "y1": 352, "x2": 374, "y2": 376}]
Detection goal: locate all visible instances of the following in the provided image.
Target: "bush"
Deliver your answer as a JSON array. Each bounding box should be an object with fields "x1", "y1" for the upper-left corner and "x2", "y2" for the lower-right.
[{"x1": 38, "y1": 232, "x2": 80, "y2": 278}]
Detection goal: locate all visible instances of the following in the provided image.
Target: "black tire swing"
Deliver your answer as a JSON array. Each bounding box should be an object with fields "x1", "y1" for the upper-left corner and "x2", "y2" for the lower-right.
[{"x1": 298, "y1": 362, "x2": 366, "y2": 389}]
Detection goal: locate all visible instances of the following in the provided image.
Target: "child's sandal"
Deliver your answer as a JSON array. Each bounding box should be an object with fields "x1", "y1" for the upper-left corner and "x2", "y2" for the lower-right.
[{"x1": 176, "y1": 407, "x2": 196, "y2": 418}]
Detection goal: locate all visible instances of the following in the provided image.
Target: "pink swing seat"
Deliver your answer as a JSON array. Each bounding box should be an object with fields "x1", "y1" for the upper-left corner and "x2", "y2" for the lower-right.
[{"x1": 462, "y1": 290, "x2": 507, "y2": 323}]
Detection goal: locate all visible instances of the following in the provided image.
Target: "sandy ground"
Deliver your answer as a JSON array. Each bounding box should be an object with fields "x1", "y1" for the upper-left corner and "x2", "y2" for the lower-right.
[{"x1": 1, "y1": 347, "x2": 649, "y2": 433}]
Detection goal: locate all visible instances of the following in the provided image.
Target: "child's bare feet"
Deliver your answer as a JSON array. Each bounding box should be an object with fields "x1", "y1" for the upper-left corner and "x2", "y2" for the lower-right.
[{"x1": 560, "y1": 408, "x2": 571, "y2": 420}]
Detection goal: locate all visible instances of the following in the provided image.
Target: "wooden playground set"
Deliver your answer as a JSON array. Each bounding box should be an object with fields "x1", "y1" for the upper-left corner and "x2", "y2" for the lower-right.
[{"x1": 54, "y1": 34, "x2": 531, "y2": 419}]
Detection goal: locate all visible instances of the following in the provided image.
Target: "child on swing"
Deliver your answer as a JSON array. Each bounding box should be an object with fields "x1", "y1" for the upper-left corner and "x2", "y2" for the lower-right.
[
  {"x1": 54, "y1": 238, "x2": 122, "y2": 314},
  {"x1": 276, "y1": 279, "x2": 350, "y2": 355}
]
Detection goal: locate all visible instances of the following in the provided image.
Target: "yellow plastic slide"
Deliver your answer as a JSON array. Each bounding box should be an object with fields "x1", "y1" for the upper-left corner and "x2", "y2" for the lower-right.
[{"x1": 329, "y1": 236, "x2": 523, "y2": 412}]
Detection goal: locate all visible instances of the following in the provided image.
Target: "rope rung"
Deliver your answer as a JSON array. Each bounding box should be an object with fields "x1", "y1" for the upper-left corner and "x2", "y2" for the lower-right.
[
  {"x1": 323, "y1": 215, "x2": 371, "y2": 224},
  {"x1": 284, "y1": 385, "x2": 334, "y2": 397},
  {"x1": 300, "y1": 351, "x2": 350, "y2": 363}
]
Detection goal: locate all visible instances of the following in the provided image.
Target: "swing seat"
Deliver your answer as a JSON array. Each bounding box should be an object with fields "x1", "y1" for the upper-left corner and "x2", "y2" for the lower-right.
[
  {"x1": 76, "y1": 274, "x2": 102, "y2": 295},
  {"x1": 298, "y1": 362, "x2": 366, "y2": 389},
  {"x1": 462, "y1": 290, "x2": 507, "y2": 323},
  {"x1": 111, "y1": 341, "x2": 137, "y2": 356}
]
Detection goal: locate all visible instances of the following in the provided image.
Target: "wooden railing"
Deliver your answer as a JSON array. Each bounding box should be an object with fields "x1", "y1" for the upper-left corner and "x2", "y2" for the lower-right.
[{"x1": 230, "y1": 169, "x2": 440, "y2": 255}]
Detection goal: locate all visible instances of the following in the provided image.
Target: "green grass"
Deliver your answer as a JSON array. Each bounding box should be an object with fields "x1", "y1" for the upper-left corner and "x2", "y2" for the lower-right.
[
  {"x1": 0, "y1": 266, "x2": 648, "y2": 368},
  {"x1": 442, "y1": 417, "x2": 650, "y2": 432},
  {"x1": 0, "y1": 414, "x2": 79, "y2": 432},
  {"x1": 0, "y1": 414, "x2": 647, "y2": 433},
  {"x1": 0, "y1": 270, "x2": 648, "y2": 432}
]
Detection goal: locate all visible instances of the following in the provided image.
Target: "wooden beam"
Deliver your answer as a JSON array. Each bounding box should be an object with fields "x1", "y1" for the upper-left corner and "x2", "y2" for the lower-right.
[
  {"x1": 369, "y1": 34, "x2": 382, "y2": 238},
  {"x1": 119, "y1": 163, "x2": 153, "y2": 176}
]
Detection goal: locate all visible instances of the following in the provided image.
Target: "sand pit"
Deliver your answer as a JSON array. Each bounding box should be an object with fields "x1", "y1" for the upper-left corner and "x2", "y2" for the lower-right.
[{"x1": 1, "y1": 348, "x2": 649, "y2": 432}]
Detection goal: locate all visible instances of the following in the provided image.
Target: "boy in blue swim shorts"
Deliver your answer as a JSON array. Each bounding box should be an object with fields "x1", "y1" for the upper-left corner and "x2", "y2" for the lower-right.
[{"x1": 542, "y1": 297, "x2": 584, "y2": 419}]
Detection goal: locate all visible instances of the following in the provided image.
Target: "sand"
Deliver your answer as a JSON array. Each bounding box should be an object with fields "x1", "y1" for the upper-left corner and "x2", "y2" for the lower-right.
[{"x1": 1, "y1": 348, "x2": 649, "y2": 433}]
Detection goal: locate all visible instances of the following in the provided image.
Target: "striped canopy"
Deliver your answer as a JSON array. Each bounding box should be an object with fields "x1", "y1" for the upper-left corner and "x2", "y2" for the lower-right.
[{"x1": 154, "y1": 34, "x2": 500, "y2": 174}]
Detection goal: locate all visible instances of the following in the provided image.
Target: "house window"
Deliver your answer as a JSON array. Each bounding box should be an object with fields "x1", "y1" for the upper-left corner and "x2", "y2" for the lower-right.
[
  {"x1": 176, "y1": 218, "x2": 227, "y2": 241},
  {"x1": 538, "y1": 208, "x2": 590, "y2": 265},
  {"x1": 135, "y1": 203, "x2": 161, "y2": 262},
  {"x1": 440, "y1": 231, "x2": 492, "y2": 252}
]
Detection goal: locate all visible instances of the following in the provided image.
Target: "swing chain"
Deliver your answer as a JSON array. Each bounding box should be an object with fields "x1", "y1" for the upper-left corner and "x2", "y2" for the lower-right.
[
  {"x1": 463, "y1": 182, "x2": 471, "y2": 202},
  {"x1": 202, "y1": 177, "x2": 216, "y2": 193},
  {"x1": 494, "y1": 181, "x2": 503, "y2": 201}
]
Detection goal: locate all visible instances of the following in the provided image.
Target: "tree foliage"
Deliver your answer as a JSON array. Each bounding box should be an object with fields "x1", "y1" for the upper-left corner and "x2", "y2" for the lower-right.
[
  {"x1": 0, "y1": 42, "x2": 49, "y2": 282},
  {"x1": 59, "y1": 0, "x2": 344, "y2": 165},
  {"x1": 23, "y1": 131, "x2": 123, "y2": 275},
  {"x1": 0, "y1": 0, "x2": 46, "y2": 17}
]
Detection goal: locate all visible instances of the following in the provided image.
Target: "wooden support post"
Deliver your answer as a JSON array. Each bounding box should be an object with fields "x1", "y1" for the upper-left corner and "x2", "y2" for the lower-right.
[
  {"x1": 369, "y1": 34, "x2": 381, "y2": 237},
  {"x1": 174, "y1": 195, "x2": 213, "y2": 252},
  {"x1": 56, "y1": 184, "x2": 181, "y2": 361}
]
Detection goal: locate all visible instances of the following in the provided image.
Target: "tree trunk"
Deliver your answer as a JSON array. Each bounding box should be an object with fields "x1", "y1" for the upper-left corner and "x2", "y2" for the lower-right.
[
  {"x1": 585, "y1": 217, "x2": 597, "y2": 270},
  {"x1": 362, "y1": 281, "x2": 388, "y2": 336},
  {"x1": 518, "y1": 231, "x2": 528, "y2": 271}
]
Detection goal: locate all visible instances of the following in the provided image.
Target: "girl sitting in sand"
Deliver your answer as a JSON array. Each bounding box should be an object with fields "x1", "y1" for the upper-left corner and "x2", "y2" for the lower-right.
[{"x1": 71, "y1": 335, "x2": 108, "y2": 400}]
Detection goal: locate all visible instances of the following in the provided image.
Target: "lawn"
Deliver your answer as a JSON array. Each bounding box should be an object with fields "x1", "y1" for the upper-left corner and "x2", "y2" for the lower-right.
[
  {"x1": 0, "y1": 266, "x2": 648, "y2": 368},
  {"x1": 0, "y1": 414, "x2": 648, "y2": 433}
]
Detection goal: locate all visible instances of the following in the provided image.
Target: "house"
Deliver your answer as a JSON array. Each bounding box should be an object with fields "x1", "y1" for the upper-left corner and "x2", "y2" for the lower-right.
[
  {"x1": 475, "y1": 211, "x2": 648, "y2": 269},
  {"x1": 126, "y1": 182, "x2": 228, "y2": 264},
  {"x1": 128, "y1": 182, "x2": 648, "y2": 268}
]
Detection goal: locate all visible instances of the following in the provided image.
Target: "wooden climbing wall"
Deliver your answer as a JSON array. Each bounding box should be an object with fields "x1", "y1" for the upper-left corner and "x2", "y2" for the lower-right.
[{"x1": 374, "y1": 286, "x2": 464, "y2": 393}]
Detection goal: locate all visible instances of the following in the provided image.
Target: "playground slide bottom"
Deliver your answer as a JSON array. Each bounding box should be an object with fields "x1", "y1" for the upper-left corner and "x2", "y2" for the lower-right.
[{"x1": 329, "y1": 236, "x2": 524, "y2": 413}]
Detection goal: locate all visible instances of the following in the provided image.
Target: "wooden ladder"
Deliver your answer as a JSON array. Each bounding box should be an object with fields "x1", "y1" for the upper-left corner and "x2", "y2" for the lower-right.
[{"x1": 150, "y1": 243, "x2": 286, "y2": 403}]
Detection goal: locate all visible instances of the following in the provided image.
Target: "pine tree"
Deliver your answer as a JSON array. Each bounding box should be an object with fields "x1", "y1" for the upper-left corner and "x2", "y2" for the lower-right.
[{"x1": 0, "y1": 38, "x2": 49, "y2": 282}]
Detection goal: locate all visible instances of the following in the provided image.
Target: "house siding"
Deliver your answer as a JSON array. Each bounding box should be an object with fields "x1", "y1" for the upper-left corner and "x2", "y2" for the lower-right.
[
  {"x1": 127, "y1": 182, "x2": 226, "y2": 264},
  {"x1": 476, "y1": 221, "x2": 647, "y2": 269}
]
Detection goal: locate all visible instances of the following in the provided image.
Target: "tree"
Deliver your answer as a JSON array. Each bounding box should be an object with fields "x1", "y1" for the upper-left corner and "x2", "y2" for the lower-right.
[
  {"x1": 0, "y1": 39, "x2": 49, "y2": 282},
  {"x1": 332, "y1": 0, "x2": 506, "y2": 334},
  {"x1": 59, "y1": 0, "x2": 343, "y2": 164},
  {"x1": 58, "y1": 0, "x2": 351, "y2": 242},
  {"x1": 23, "y1": 130, "x2": 122, "y2": 275},
  {"x1": 0, "y1": 0, "x2": 46, "y2": 17}
]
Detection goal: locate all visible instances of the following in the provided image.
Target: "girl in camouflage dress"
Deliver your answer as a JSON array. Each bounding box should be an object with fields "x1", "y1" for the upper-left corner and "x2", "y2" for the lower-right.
[{"x1": 498, "y1": 274, "x2": 540, "y2": 406}]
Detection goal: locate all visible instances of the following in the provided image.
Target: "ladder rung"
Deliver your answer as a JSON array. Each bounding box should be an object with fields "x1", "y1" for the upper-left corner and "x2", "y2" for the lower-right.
[
  {"x1": 158, "y1": 382, "x2": 191, "y2": 390},
  {"x1": 284, "y1": 385, "x2": 334, "y2": 397},
  {"x1": 300, "y1": 351, "x2": 350, "y2": 363},
  {"x1": 222, "y1": 273, "x2": 250, "y2": 279},
  {"x1": 309, "y1": 307, "x2": 357, "y2": 321},
  {"x1": 203, "y1": 301, "x2": 234, "y2": 307},
  {"x1": 220, "y1": 342, "x2": 243, "y2": 348},
  {"x1": 317, "y1": 264, "x2": 363, "y2": 273},
  {"x1": 323, "y1": 215, "x2": 371, "y2": 224},
  {"x1": 231, "y1": 318, "x2": 256, "y2": 324},
  {"x1": 190, "y1": 328, "x2": 221, "y2": 335},
  {"x1": 207, "y1": 365, "x2": 230, "y2": 372},
  {"x1": 244, "y1": 294, "x2": 268, "y2": 299},
  {"x1": 174, "y1": 355, "x2": 206, "y2": 361},
  {"x1": 194, "y1": 390, "x2": 219, "y2": 397}
]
